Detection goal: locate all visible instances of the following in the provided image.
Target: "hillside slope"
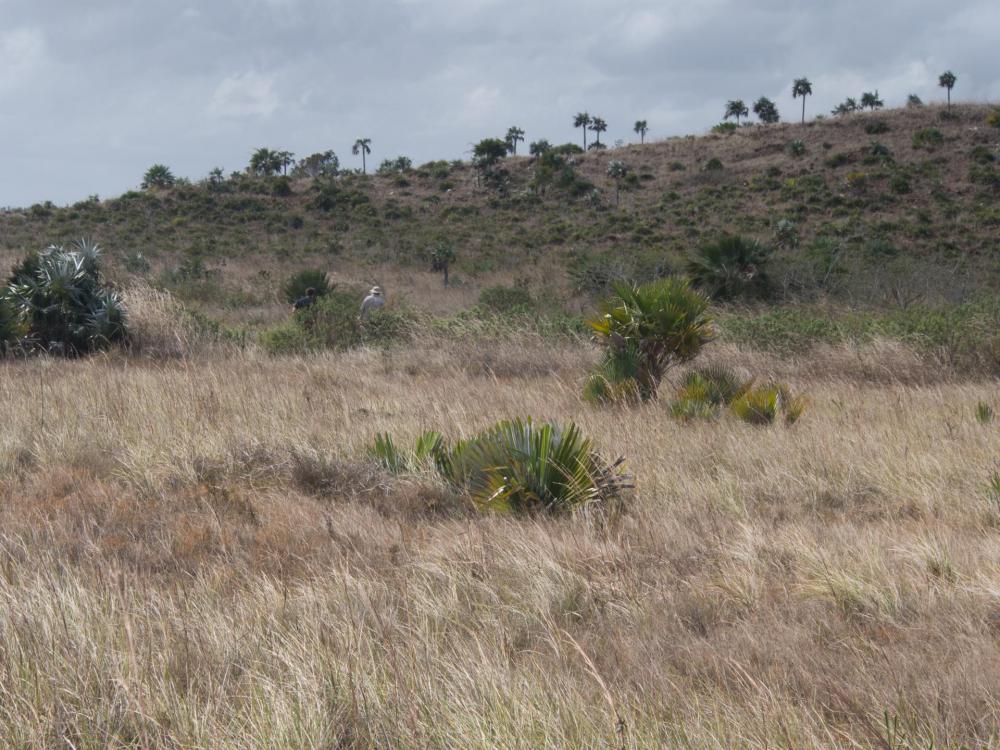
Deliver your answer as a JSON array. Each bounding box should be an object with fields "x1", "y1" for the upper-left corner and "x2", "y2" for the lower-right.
[{"x1": 1, "y1": 103, "x2": 997, "y2": 318}]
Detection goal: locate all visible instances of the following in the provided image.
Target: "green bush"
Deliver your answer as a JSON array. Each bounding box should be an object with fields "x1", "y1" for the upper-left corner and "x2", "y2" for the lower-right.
[
  {"x1": 987, "y1": 109, "x2": 1000, "y2": 128},
  {"x1": 687, "y1": 235, "x2": 773, "y2": 300},
  {"x1": 282, "y1": 269, "x2": 331, "y2": 304},
  {"x1": 5, "y1": 240, "x2": 128, "y2": 356},
  {"x1": 865, "y1": 120, "x2": 890, "y2": 135},
  {"x1": 477, "y1": 285, "x2": 533, "y2": 314},
  {"x1": 912, "y1": 128, "x2": 944, "y2": 150},
  {"x1": 704, "y1": 158, "x2": 724, "y2": 171},
  {"x1": 731, "y1": 383, "x2": 806, "y2": 426},
  {"x1": 712, "y1": 122, "x2": 738, "y2": 135},
  {"x1": 587, "y1": 279, "x2": 713, "y2": 402},
  {"x1": 824, "y1": 152, "x2": 851, "y2": 168},
  {"x1": 371, "y1": 419, "x2": 630, "y2": 515},
  {"x1": 789, "y1": 140, "x2": 807, "y2": 157},
  {"x1": 261, "y1": 288, "x2": 411, "y2": 355}
]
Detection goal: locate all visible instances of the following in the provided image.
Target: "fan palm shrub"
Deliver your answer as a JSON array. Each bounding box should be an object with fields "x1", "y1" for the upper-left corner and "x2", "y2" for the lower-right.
[
  {"x1": 687, "y1": 235, "x2": 772, "y2": 300},
  {"x1": 5, "y1": 239, "x2": 127, "y2": 356},
  {"x1": 368, "y1": 420, "x2": 629, "y2": 515},
  {"x1": 730, "y1": 383, "x2": 807, "y2": 425},
  {"x1": 587, "y1": 279, "x2": 714, "y2": 402}
]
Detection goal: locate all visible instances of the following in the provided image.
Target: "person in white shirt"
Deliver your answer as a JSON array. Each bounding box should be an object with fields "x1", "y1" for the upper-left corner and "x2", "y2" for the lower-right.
[{"x1": 360, "y1": 286, "x2": 385, "y2": 318}]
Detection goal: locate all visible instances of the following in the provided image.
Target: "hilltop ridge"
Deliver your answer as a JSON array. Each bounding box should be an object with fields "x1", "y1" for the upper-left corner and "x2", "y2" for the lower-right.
[{"x1": 1, "y1": 103, "x2": 997, "y2": 318}]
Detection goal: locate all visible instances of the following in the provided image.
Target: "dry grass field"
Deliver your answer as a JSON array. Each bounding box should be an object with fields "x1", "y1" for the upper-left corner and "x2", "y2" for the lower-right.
[{"x1": 1, "y1": 322, "x2": 998, "y2": 748}]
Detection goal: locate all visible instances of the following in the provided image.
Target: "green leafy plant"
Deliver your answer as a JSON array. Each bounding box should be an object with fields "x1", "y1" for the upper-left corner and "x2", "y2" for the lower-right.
[
  {"x1": 282, "y1": 269, "x2": 331, "y2": 304},
  {"x1": 789, "y1": 139, "x2": 807, "y2": 157},
  {"x1": 977, "y1": 401, "x2": 995, "y2": 424},
  {"x1": 730, "y1": 383, "x2": 807, "y2": 425},
  {"x1": 753, "y1": 96, "x2": 780, "y2": 124},
  {"x1": 370, "y1": 420, "x2": 629, "y2": 516},
  {"x1": 141, "y1": 164, "x2": 175, "y2": 190},
  {"x1": 687, "y1": 235, "x2": 772, "y2": 300},
  {"x1": 865, "y1": 120, "x2": 890, "y2": 134},
  {"x1": 477, "y1": 285, "x2": 533, "y2": 314},
  {"x1": 5, "y1": 239, "x2": 127, "y2": 356},
  {"x1": 587, "y1": 279, "x2": 713, "y2": 402}
]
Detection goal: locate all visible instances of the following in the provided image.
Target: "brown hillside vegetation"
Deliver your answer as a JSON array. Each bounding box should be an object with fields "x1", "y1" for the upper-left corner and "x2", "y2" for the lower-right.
[
  {"x1": 0, "y1": 334, "x2": 999, "y2": 747},
  {"x1": 0, "y1": 103, "x2": 997, "y2": 324}
]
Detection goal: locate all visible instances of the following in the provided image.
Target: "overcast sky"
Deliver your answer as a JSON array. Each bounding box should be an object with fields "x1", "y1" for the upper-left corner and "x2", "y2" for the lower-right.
[{"x1": 1, "y1": 0, "x2": 997, "y2": 207}]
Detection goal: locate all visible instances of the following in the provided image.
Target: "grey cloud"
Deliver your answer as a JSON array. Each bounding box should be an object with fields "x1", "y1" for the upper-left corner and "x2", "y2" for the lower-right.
[{"x1": 0, "y1": 0, "x2": 996, "y2": 207}]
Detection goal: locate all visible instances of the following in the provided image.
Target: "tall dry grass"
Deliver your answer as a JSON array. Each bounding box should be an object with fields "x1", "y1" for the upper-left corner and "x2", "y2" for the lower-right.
[{"x1": 0, "y1": 337, "x2": 998, "y2": 748}]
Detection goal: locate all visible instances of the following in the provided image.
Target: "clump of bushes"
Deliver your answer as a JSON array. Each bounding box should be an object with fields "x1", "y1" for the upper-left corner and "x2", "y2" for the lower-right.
[
  {"x1": 369, "y1": 418, "x2": 630, "y2": 515},
  {"x1": 789, "y1": 140, "x2": 807, "y2": 157},
  {"x1": 865, "y1": 120, "x2": 891, "y2": 135},
  {"x1": 1, "y1": 239, "x2": 128, "y2": 356},
  {"x1": 584, "y1": 279, "x2": 713, "y2": 403},
  {"x1": 260, "y1": 287, "x2": 411, "y2": 355},
  {"x1": 669, "y1": 365, "x2": 807, "y2": 426}
]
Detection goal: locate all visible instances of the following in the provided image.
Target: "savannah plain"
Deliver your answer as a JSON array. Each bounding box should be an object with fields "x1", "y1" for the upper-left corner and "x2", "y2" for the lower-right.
[{"x1": 0, "y1": 102, "x2": 998, "y2": 748}]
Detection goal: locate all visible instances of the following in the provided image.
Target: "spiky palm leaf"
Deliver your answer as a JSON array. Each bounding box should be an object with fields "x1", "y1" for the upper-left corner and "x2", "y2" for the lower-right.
[
  {"x1": 589, "y1": 278, "x2": 713, "y2": 400},
  {"x1": 687, "y1": 235, "x2": 772, "y2": 300},
  {"x1": 434, "y1": 418, "x2": 629, "y2": 514}
]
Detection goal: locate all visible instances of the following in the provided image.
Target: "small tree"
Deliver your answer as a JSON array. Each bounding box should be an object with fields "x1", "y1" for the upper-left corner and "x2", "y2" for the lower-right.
[
  {"x1": 633, "y1": 119, "x2": 649, "y2": 143},
  {"x1": 587, "y1": 279, "x2": 714, "y2": 402},
  {"x1": 792, "y1": 77, "x2": 813, "y2": 123},
  {"x1": 832, "y1": 97, "x2": 859, "y2": 116},
  {"x1": 142, "y1": 164, "x2": 175, "y2": 190},
  {"x1": 752, "y1": 97, "x2": 780, "y2": 124},
  {"x1": 529, "y1": 139, "x2": 552, "y2": 156},
  {"x1": 860, "y1": 90, "x2": 884, "y2": 111},
  {"x1": 939, "y1": 70, "x2": 957, "y2": 109},
  {"x1": 277, "y1": 150, "x2": 295, "y2": 175},
  {"x1": 907, "y1": 94, "x2": 924, "y2": 108},
  {"x1": 352, "y1": 138, "x2": 372, "y2": 174},
  {"x1": 607, "y1": 160, "x2": 630, "y2": 206},
  {"x1": 505, "y1": 126, "x2": 525, "y2": 155},
  {"x1": 430, "y1": 244, "x2": 456, "y2": 287},
  {"x1": 574, "y1": 112, "x2": 592, "y2": 150},
  {"x1": 724, "y1": 100, "x2": 749, "y2": 125},
  {"x1": 589, "y1": 117, "x2": 608, "y2": 148},
  {"x1": 292, "y1": 151, "x2": 339, "y2": 179},
  {"x1": 249, "y1": 147, "x2": 282, "y2": 177}
]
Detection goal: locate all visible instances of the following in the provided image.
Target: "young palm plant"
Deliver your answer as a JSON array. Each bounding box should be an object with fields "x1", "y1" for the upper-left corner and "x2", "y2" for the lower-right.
[
  {"x1": 6, "y1": 239, "x2": 127, "y2": 356},
  {"x1": 687, "y1": 235, "x2": 773, "y2": 300},
  {"x1": 588, "y1": 279, "x2": 714, "y2": 402}
]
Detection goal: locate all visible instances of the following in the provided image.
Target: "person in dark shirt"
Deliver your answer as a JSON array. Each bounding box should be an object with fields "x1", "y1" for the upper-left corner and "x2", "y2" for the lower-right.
[{"x1": 292, "y1": 287, "x2": 317, "y2": 310}]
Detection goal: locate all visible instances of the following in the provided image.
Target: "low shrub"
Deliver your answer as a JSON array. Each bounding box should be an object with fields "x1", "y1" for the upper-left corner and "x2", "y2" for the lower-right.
[
  {"x1": 704, "y1": 158, "x2": 724, "y2": 171},
  {"x1": 687, "y1": 235, "x2": 773, "y2": 300},
  {"x1": 865, "y1": 120, "x2": 891, "y2": 135},
  {"x1": 730, "y1": 383, "x2": 807, "y2": 425},
  {"x1": 477, "y1": 285, "x2": 534, "y2": 314},
  {"x1": 369, "y1": 418, "x2": 630, "y2": 516},
  {"x1": 789, "y1": 140, "x2": 807, "y2": 157},
  {"x1": 4, "y1": 239, "x2": 128, "y2": 356},
  {"x1": 912, "y1": 127, "x2": 944, "y2": 150}
]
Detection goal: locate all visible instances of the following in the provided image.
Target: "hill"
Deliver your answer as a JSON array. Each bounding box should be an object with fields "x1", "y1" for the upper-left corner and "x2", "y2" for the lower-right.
[{"x1": 0, "y1": 103, "x2": 997, "y2": 325}]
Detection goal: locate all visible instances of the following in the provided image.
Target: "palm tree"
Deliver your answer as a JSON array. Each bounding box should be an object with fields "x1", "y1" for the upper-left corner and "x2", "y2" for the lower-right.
[
  {"x1": 832, "y1": 97, "x2": 859, "y2": 116},
  {"x1": 607, "y1": 160, "x2": 630, "y2": 206},
  {"x1": 724, "y1": 100, "x2": 749, "y2": 126},
  {"x1": 792, "y1": 77, "x2": 813, "y2": 124},
  {"x1": 505, "y1": 126, "x2": 525, "y2": 155},
  {"x1": 752, "y1": 97, "x2": 780, "y2": 124},
  {"x1": 276, "y1": 150, "x2": 295, "y2": 175},
  {"x1": 633, "y1": 120, "x2": 649, "y2": 144},
  {"x1": 587, "y1": 279, "x2": 714, "y2": 402},
  {"x1": 589, "y1": 117, "x2": 607, "y2": 148},
  {"x1": 352, "y1": 138, "x2": 372, "y2": 174},
  {"x1": 574, "y1": 112, "x2": 592, "y2": 150},
  {"x1": 141, "y1": 164, "x2": 175, "y2": 190},
  {"x1": 938, "y1": 70, "x2": 957, "y2": 109},
  {"x1": 249, "y1": 147, "x2": 282, "y2": 177},
  {"x1": 860, "y1": 91, "x2": 884, "y2": 111}
]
